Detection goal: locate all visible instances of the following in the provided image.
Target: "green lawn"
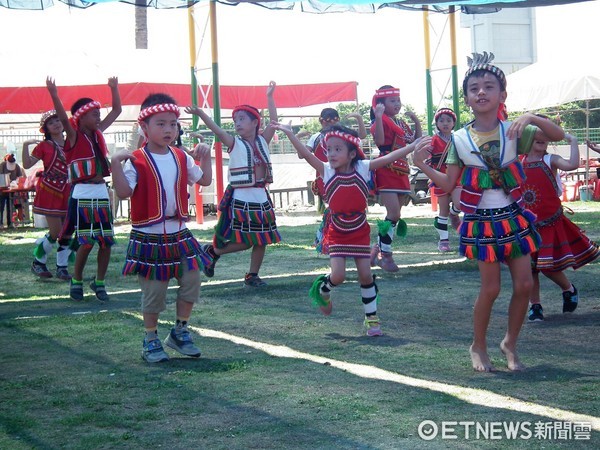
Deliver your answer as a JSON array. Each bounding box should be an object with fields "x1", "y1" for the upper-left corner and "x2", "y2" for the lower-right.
[{"x1": 1, "y1": 203, "x2": 599, "y2": 449}]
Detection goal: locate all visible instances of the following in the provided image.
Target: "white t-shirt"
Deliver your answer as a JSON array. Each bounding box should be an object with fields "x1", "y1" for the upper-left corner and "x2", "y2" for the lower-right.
[
  {"x1": 306, "y1": 132, "x2": 322, "y2": 151},
  {"x1": 123, "y1": 151, "x2": 203, "y2": 234},
  {"x1": 322, "y1": 159, "x2": 371, "y2": 185},
  {"x1": 72, "y1": 182, "x2": 109, "y2": 200}
]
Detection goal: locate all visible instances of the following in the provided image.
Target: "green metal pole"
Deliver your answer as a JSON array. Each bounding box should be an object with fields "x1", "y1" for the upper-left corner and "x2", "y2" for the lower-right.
[
  {"x1": 210, "y1": 0, "x2": 224, "y2": 203},
  {"x1": 423, "y1": 7, "x2": 434, "y2": 135},
  {"x1": 449, "y1": 6, "x2": 461, "y2": 128}
]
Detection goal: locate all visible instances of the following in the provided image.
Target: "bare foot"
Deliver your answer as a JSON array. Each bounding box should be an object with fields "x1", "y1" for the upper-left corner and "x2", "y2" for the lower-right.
[
  {"x1": 470, "y1": 345, "x2": 495, "y2": 372},
  {"x1": 500, "y1": 340, "x2": 526, "y2": 371}
]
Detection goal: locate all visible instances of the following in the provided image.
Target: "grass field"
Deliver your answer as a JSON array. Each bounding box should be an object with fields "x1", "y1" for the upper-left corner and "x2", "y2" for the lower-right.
[{"x1": 1, "y1": 202, "x2": 599, "y2": 449}]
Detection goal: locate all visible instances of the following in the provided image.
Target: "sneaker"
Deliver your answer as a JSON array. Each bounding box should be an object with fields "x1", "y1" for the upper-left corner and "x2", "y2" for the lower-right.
[
  {"x1": 55, "y1": 266, "x2": 72, "y2": 281},
  {"x1": 165, "y1": 326, "x2": 201, "y2": 357},
  {"x1": 450, "y1": 213, "x2": 461, "y2": 231},
  {"x1": 562, "y1": 285, "x2": 578, "y2": 313},
  {"x1": 364, "y1": 315, "x2": 383, "y2": 337},
  {"x1": 200, "y1": 244, "x2": 217, "y2": 278},
  {"x1": 369, "y1": 244, "x2": 380, "y2": 267},
  {"x1": 142, "y1": 338, "x2": 170, "y2": 363},
  {"x1": 244, "y1": 273, "x2": 267, "y2": 287},
  {"x1": 90, "y1": 278, "x2": 109, "y2": 303},
  {"x1": 31, "y1": 261, "x2": 53, "y2": 278},
  {"x1": 70, "y1": 280, "x2": 84, "y2": 302},
  {"x1": 377, "y1": 252, "x2": 399, "y2": 273},
  {"x1": 438, "y1": 239, "x2": 451, "y2": 252},
  {"x1": 528, "y1": 304, "x2": 544, "y2": 322}
]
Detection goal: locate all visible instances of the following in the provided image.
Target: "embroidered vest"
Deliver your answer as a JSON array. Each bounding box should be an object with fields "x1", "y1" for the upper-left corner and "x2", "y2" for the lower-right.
[
  {"x1": 228, "y1": 136, "x2": 273, "y2": 187},
  {"x1": 453, "y1": 121, "x2": 526, "y2": 213},
  {"x1": 37, "y1": 141, "x2": 69, "y2": 194},
  {"x1": 65, "y1": 130, "x2": 110, "y2": 183},
  {"x1": 130, "y1": 146, "x2": 189, "y2": 227}
]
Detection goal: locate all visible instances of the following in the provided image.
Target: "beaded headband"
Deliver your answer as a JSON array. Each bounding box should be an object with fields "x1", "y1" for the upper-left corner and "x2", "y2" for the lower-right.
[
  {"x1": 232, "y1": 105, "x2": 261, "y2": 129},
  {"x1": 463, "y1": 51, "x2": 506, "y2": 91},
  {"x1": 324, "y1": 130, "x2": 365, "y2": 159},
  {"x1": 72, "y1": 101, "x2": 101, "y2": 123},
  {"x1": 372, "y1": 87, "x2": 400, "y2": 108},
  {"x1": 434, "y1": 108, "x2": 457, "y2": 123},
  {"x1": 39, "y1": 109, "x2": 57, "y2": 133},
  {"x1": 138, "y1": 103, "x2": 180, "y2": 123}
]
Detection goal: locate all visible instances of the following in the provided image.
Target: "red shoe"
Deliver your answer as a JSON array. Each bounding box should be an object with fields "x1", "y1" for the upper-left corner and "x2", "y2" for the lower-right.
[{"x1": 377, "y1": 252, "x2": 399, "y2": 272}]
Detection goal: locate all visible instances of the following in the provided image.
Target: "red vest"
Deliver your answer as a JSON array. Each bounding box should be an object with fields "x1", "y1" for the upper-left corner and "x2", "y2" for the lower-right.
[
  {"x1": 130, "y1": 146, "x2": 189, "y2": 227},
  {"x1": 64, "y1": 130, "x2": 110, "y2": 183}
]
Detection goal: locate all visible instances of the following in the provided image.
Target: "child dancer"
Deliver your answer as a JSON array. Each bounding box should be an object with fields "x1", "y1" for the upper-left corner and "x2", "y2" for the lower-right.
[
  {"x1": 46, "y1": 76, "x2": 122, "y2": 302},
  {"x1": 22, "y1": 110, "x2": 72, "y2": 280},
  {"x1": 428, "y1": 108, "x2": 461, "y2": 252},
  {"x1": 305, "y1": 108, "x2": 367, "y2": 250},
  {"x1": 413, "y1": 52, "x2": 565, "y2": 372},
  {"x1": 521, "y1": 133, "x2": 600, "y2": 321},
  {"x1": 111, "y1": 93, "x2": 213, "y2": 363},
  {"x1": 185, "y1": 81, "x2": 281, "y2": 287},
  {"x1": 278, "y1": 122, "x2": 430, "y2": 336},
  {"x1": 370, "y1": 86, "x2": 422, "y2": 272}
]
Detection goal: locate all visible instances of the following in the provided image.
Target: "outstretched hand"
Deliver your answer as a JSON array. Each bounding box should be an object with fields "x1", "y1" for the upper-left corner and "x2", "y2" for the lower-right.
[
  {"x1": 412, "y1": 136, "x2": 433, "y2": 166},
  {"x1": 188, "y1": 131, "x2": 205, "y2": 142},
  {"x1": 108, "y1": 76, "x2": 119, "y2": 88},
  {"x1": 184, "y1": 106, "x2": 202, "y2": 116},
  {"x1": 111, "y1": 149, "x2": 136, "y2": 164},
  {"x1": 586, "y1": 139, "x2": 600, "y2": 154},
  {"x1": 506, "y1": 112, "x2": 535, "y2": 139},
  {"x1": 46, "y1": 76, "x2": 57, "y2": 95}
]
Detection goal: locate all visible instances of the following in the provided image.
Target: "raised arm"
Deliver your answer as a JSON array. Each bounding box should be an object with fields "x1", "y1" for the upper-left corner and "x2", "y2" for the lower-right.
[
  {"x1": 507, "y1": 112, "x2": 565, "y2": 142},
  {"x1": 262, "y1": 81, "x2": 278, "y2": 143},
  {"x1": 99, "y1": 77, "x2": 122, "y2": 132},
  {"x1": 345, "y1": 112, "x2": 368, "y2": 139},
  {"x1": 46, "y1": 77, "x2": 76, "y2": 146},
  {"x1": 274, "y1": 122, "x2": 324, "y2": 175},
  {"x1": 586, "y1": 140, "x2": 600, "y2": 155},
  {"x1": 552, "y1": 133, "x2": 580, "y2": 172},
  {"x1": 405, "y1": 111, "x2": 423, "y2": 139},
  {"x1": 372, "y1": 104, "x2": 386, "y2": 147},
  {"x1": 185, "y1": 106, "x2": 234, "y2": 148},
  {"x1": 370, "y1": 136, "x2": 432, "y2": 171},
  {"x1": 22, "y1": 139, "x2": 40, "y2": 169}
]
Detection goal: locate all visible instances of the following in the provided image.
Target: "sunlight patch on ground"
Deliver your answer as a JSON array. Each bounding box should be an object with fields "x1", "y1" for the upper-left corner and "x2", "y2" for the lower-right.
[{"x1": 191, "y1": 325, "x2": 600, "y2": 431}]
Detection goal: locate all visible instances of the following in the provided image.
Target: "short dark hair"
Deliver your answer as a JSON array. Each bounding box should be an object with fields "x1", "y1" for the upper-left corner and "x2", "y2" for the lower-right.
[
  {"x1": 141, "y1": 93, "x2": 178, "y2": 110},
  {"x1": 319, "y1": 108, "x2": 339, "y2": 122},
  {"x1": 462, "y1": 69, "x2": 506, "y2": 94}
]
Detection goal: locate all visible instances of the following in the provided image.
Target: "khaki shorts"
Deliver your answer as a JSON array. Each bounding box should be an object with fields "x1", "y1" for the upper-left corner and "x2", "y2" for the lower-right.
[{"x1": 139, "y1": 260, "x2": 201, "y2": 314}]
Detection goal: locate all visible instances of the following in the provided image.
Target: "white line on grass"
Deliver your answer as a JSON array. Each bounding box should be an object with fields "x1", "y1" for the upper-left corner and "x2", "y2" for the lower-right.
[{"x1": 192, "y1": 325, "x2": 600, "y2": 431}]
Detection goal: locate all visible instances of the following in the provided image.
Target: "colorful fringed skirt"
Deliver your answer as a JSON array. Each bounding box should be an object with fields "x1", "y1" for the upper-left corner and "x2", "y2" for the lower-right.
[
  {"x1": 60, "y1": 197, "x2": 114, "y2": 248},
  {"x1": 214, "y1": 187, "x2": 281, "y2": 248},
  {"x1": 123, "y1": 228, "x2": 211, "y2": 281},
  {"x1": 532, "y1": 209, "x2": 600, "y2": 272},
  {"x1": 459, "y1": 202, "x2": 540, "y2": 263}
]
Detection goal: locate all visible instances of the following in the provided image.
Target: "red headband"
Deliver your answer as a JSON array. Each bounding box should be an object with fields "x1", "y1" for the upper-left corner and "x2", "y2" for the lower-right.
[
  {"x1": 72, "y1": 101, "x2": 101, "y2": 123},
  {"x1": 434, "y1": 108, "x2": 457, "y2": 123},
  {"x1": 372, "y1": 88, "x2": 400, "y2": 108},
  {"x1": 232, "y1": 105, "x2": 261, "y2": 129},
  {"x1": 138, "y1": 103, "x2": 180, "y2": 123},
  {"x1": 324, "y1": 130, "x2": 365, "y2": 160}
]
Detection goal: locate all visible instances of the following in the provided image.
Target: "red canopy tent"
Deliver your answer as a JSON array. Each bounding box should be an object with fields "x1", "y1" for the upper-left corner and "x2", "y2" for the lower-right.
[{"x1": 0, "y1": 81, "x2": 358, "y2": 114}]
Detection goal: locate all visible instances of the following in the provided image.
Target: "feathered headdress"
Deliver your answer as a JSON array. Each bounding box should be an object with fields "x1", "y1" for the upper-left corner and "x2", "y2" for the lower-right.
[{"x1": 463, "y1": 51, "x2": 506, "y2": 91}]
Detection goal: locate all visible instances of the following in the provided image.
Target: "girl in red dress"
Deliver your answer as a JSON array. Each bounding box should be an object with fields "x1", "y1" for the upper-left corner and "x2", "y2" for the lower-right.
[
  {"x1": 369, "y1": 86, "x2": 422, "y2": 272},
  {"x1": 427, "y1": 108, "x2": 462, "y2": 252},
  {"x1": 278, "y1": 123, "x2": 430, "y2": 337},
  {"x1": 22, "y1": 110, "x2": 72, "y2": 280},
  {"x1": 521, "y1": 133, "x2": 600, "y2": 321}
]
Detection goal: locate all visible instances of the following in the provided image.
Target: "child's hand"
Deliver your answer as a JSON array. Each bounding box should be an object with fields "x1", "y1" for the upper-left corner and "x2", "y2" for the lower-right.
[
  {"x1": 267, "y1": 81, "x2": 276, "y2": 97},
  {"x1": 46, "y1": 76, "x2": 57, "y2": 95},
  {"x1": 506, "y1": 113, "x2": 534, "y2": 139},
  {"x1": 108, "y1": 76, "x2": 119, "y2": 88},
  {"x1": 295, "y1": 130, "x2": 311, "y2": 139},
  {"x1": 111, "y1": 149, "x2": 135, "y2": 164},
  {"x1": 405, "y1": 111, "x2": 418, "y2": 122},
  {"x1": 188, "y1": 131, "x2": 205, "y2": 142},
  {"x1": 412, "y1": 136, "x2": 433, "y2": 165},
  {"x1": 271, "y1": 121, "x2": 293, "y2": 135},
  {"x1": 374, "y1": 104, "x2": 385, "y2": 119},
  {"x1": 184, "y1": 106, "x2": 202, "y2": 116},
  {"x1": 190, "y1": 143, "x2": 211, "y2": 161},
  {"x1": 345, "y1": 112, "x2": 361, "y2": 121}
]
